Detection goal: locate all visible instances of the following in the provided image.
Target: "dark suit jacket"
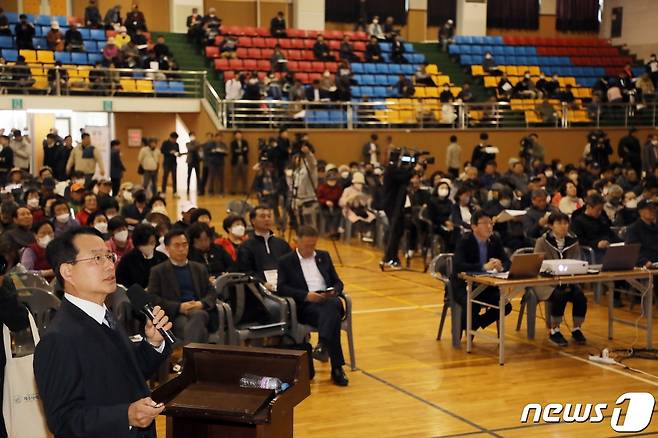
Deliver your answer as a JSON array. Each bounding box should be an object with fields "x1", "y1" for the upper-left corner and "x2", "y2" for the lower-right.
[
  {"x1": 277, "y1": 250, "x2": 344, "y2": 305},
  {"x1": 34, "y1": 298, "x2": 170, "y2": 438},
  {"x1": 230, "y1": 138, "x2": 249, "y2": 166},
  {"x1": 453, "y1": 232, "x2": 510, "y2": 297},
  {"x1": 305, "y1": 87, "x2": 330, "y2": 101},
  {"x1": 147, "y1": 260, "x2": 215, "y2": 318}
]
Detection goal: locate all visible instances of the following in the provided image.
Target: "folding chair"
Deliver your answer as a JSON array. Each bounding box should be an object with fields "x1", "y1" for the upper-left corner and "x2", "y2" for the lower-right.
[
  {"x1": 513, "y1": 247, "x2": 551, "y2": 339},
  {"x1": 430, "y1": 253, "x2": 462, "y2": 348}
]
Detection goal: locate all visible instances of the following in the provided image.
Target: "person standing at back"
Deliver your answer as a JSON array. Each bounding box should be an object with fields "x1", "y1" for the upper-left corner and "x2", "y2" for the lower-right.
[
  {"x1": 445, "y1": 135, "x2": 461, "y2": 179},
  {"x1": 230, "y1": 130, "x2": 249, "y2": 195},
  {"x1": 110, "y1": 139, "x2": 125, "y2": 196},
  {"x1": 160, "y1": 132, "x2": 180, "y2": 197}
]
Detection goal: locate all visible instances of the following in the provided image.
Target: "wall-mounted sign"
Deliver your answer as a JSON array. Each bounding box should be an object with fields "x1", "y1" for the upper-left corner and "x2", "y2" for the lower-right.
[{"x1": 127, "y1": 128, "x2": 143, "y2": 147}]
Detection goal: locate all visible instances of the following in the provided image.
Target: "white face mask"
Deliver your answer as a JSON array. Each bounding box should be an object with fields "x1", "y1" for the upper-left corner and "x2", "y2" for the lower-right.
[
  {"x1": 138, "y1": 244, "x2": 155, "y2": 259},
  {"x1": 56, "y1": 213, "x2": 70, "y2": 223},
  {"x1": 438, "y1": 187, "x2": 450, "y2": 198},
  {"x1": 123, "y1": 192, "x2": 133, "y2": 202},
  {"x1": 231, "y1": 224, "x2": 246, "y2": 237},
  {"x1": 545, "y1": 170, "x2": 554, "y2": 178},
  {"x1": 341, "y1": 171, "x2": 350, "y2": 179},
  {"x1": 27, "y1": 198, "x2": 40, "y2": 208},
  {"x1": 37, "y1": 234, "x2": 53, "y2": 248},
  {"x1": 114, "y1": 230, "x2": 129, "y2": 243},
  {"x1": 625, "y1": 199, "x2": 637, "y2": 209},
  {"x1": 94, "y1": 222, "x2": 108, "y2": 234}
]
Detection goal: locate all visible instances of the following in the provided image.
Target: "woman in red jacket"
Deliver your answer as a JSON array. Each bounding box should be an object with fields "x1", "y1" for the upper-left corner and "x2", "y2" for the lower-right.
[{"x1": 317, "y1": 171, "x2": 344, "y2": 239}]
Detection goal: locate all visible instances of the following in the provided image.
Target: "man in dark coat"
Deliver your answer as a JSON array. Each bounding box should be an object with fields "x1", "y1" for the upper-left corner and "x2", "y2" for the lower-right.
[{"x1": 35, "y1": 228, "x2": 171, "y2": 438}]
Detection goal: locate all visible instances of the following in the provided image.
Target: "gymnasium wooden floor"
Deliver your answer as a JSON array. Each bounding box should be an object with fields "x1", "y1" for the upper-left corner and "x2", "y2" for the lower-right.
[{"x1": 157, "y1": 194, "x2": 658, "y2": 437}]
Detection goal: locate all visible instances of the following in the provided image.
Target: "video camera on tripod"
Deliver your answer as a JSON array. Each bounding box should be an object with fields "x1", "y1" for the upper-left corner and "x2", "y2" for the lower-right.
[{"x1": 388, "y1": 147, "x2": 436, "y2": 167}]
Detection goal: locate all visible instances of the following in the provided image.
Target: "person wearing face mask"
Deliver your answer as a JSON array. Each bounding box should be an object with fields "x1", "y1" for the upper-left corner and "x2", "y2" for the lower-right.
[
  {"x1": 482, "y1": 51, "x2": 501, "y2": 76},
  {"x1": 88, "y1": 211, "x2": 109, "y2": 238},
  {"x1": 51, "y1": 199, "x2": 79, "y2": 236},
  {"x1": 23, "y1": 189, "x2": 44, "y2": 222},
  {"x1": 339, "y1": 172, "x2": 376, "y2": 242},
  {"x1": 439, "y1": 83, "x2": 453, "y2": 103},
  {"x1": 514, "y1": 71, "x2": 538, "y2": 99},
  {"x1": 117, "y1": 224, "x2": 168, "y2": 289},
  {"x1": 317, "y1": 171, "x2": 344, "y2": 239},
  {"x1": 20, "y1": 219, "x2": 55, "y2": 280},
  {"x1": 614, "y1": 191, "x2": 640, "y2": 226},
  {"x1": 641, "y1": 134, "x2": 658, "y2": 177},
  {"x1": 546, "y1": 74, "x2": 560, "y2": 97},
  {"x1": 603, "y1": 184, "x2": 624, "y2": 223},
  {"x1": 428, "y1": 181, "x2": 456, "y2": 250},
  {"x1": 523, "y1": 189, "x2": 559, "y2": 239},
  {"x1": 187, "y1": 222, "x2": 233, "y2": 277},
  {"x1": 105, "y1": 215, "x2": 132, "y2": 263},
  {"x1": 215, "y1": 215, "x2": 248, "y2": 262}
]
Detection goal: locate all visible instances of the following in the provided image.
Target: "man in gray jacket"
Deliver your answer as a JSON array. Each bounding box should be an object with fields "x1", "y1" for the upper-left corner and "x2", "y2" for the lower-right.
[
  {"x1": 533, "y1": 212, "x2": 587, "y2": 347},
  {"x1": 9, "y1": 129, "x2": 30, "y2": 172}
]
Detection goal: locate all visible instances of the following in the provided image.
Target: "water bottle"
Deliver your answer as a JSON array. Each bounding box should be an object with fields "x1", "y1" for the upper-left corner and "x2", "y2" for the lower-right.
[{"x1": 239, "y1": 373, "x2": 290, "y2": 394}]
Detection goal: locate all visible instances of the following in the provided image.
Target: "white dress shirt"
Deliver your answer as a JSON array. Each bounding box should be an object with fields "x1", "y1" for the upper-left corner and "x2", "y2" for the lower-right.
[
  {"x1": 225, "y1": 79, "x2": 243, "y2": 100},
  {"x1": 296, "y1": 250, "x2": 327, "y2": 292},
  {"x1": 65, "y1": 293, "x2": 164, "y2": 353}
]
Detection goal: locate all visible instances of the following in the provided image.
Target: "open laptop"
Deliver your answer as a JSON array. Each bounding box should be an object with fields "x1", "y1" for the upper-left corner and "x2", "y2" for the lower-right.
[
  {"x1": 589, "y1": 243, "x2": 641, "y2": 272},
  {"x1": 490, "y1": 253, "x2": 545, "y2": 280}
]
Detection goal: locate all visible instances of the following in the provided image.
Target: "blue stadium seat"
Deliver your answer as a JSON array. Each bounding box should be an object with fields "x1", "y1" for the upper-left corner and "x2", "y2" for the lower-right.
[
  {"x1": 472, "y1": 36, "x2": 485, "y2": 45},
  {"x1": 169, "y1": 81, "x2": 185, "y2": 94},
  {"x1": 5, "y1": 13, "x2": 18, "y2": 24},
  {"x1": 90, "y1": 29, "x2": 106, "y2": 41},
  {"x1": 154, "y1": 81, "x2": 169, "y2": 93},
  {"x1": 448, "y1": 44, "x2": 460, "y2": 55},
  {"x1": 375, "y1": 63, "x2": 389, "y2": 74},
  {"x1": 34, "y1": 26, "x2": 44, "y2": 37},
  {"x1": 525, "y1": 47, "x2": 537, "y2": 56},
  {"x1": 352, "y1": 86, "x2": 362, "y2": 97},
  {"x1": 373, "y1": 75, "x2": 387, "y2": 85},
  {"x1": 84, "y1": 40, "x2": 97, "y2": 52},
  {"x1": 558, "y1": 56, "x2": 570, "y2": 65},
  {"x1": 401, "y1": 64, "x2": 415, "y2": 75},
  {"x1": 361, "y1": 86, "x2": 374, "y2": 97},
  {"x1": 517, "y1": 56, "x2": 529, "y2": 65},
  {"x1": 1, "y1": 49, "x2": 18, "y2": 62},
  {"x1": 372, "y1": 86, "x2": 387, "y2": 98},
  {"x1": 527, "y1": 56, "x2": 539, "y2": 65},
  {"x1": 362, "y1": 74, "x2": 374, "y2": 85},
  {"x1": 462, "y1": 36, "x2": 474, "y2": 45},
  {"x1": 503, "y1": 46, "x2": 515, "y2": 56},
  {"x1": 33, "y1": 37, "x2": 47, "y2": 49},
  {"x1": 54, "y1": 16, "x2": 67, "y2": 27},
  {"x1": 71, "y1": 52, "x2": 87, "y2": 64},
  {"x1": 36, "y1": 15, "x2": 52, "y2": 26},
  {"x1": 352, "y1": 63, "x2": 364, "y2": 74},
  {"x1": 88, "y1": 53, "x2": 103, "y2": 64},
  {"x1": 454, "y1": 35, "x2": 467, "y2": 44},
  {"x1": 459, "y1": 55, "x2": 474, "y2": 66},
  {"x1": 403, "y1": 43, "x2": 413, "y2": 52},
  {"x1": 491, "y1": 36, "x2": 504, "y2": 45},
  {"x1": 491, "y1": 46, "x2": 504, "y2": 56},
  {"x1": 364, "y1": 64, "x2": 377, "y2": 74},
  {"x1": 54, "y1": 51, "x2": 71, "y2": 63},
  {"x1": 380, "y1": 42, "x2": 391, "y2": 52},
  {"x1": 97, "y1": 41, "x2": 106, "y2": 52},
  {"x1": 0, "y1": 36, "x2": 12, "y2": 48}
]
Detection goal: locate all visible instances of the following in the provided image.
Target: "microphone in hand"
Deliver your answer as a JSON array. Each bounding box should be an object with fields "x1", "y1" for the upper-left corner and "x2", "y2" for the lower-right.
[{"x1": 126, "y1": 284, "x2": 176, "y2": 344}]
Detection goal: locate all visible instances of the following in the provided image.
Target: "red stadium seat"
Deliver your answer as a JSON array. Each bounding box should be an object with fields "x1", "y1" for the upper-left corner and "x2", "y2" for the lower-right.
[
  {"x1": 295, "y1": 72, "x2": 309, "y2": 83},
  {"x1": 308, "y1": 73, "x2": 322, "y2": 82},
  {"x1": 261, "y1": 48, "x2": 274, "y2": 58},
  {"x1": 247, "y1": 48, "x2": 261, "y2": 58},
  {"x1": 244, "y1": 59, "x2": 257, "y2": 70},
  {"x1": 329, "y1": 40, "x2": 340, "y2": 50},
  {"x1": 354, "y1": 41, "x2": 366, "y2": 52},
  {"x1": 306, "y1": 30, "x2": 319, "y2": 39},
  {"x1": 223, "y1": 71, "x2": 235, "y2": 80},
  {"x1": 310, "y1": 61, "x2": 324, "y2": 72},
  {"x1": 303, "y1": 39, "x2": 315, "y2": 49},
  {"x1": 223, "y1": 25, "x2": 242, "y2": 36},
  {"x1": 214, "y1": 58, "x2": 229, "y2": 70},
  {"x1": 301, "y1": 50, "x2": 315, "y2": 60},
  {"x1": 291, "y1": 39, "x2": 304, "y2": 49},
  {"x1": 287, "y1": 61, "x2": 299, "y2": 71},
  {"x1": 257, "y1": 71, "x2": 267, "y2": 80},
  {"x1": 263, "y1": 38, "x2": 277, "y2": 48},
  {"x1": 353, "y1": 31, "x2": 367, "y2": 40},
  {"x1": 325, "y1": 62, "x2": 338, "y2": 73},
  {"x1": 214, "y1": 35, "x2": 224, "y2": 45},
  {"x1": 288, "y1": 50, "x2": 302, "y2": 60},
  {"x1": 205, "y1": 46, "x2": 220, "y2": 58},
  {"x1": 298, "y1": 61, "x2": 311, "y2": 71},
  {"x1": 238, "y1": 37, "x2": 252, "y2": 47},
  {"x1": 278, "y1": 39, "x2": 292, "y2": 49},
  {"x1": 325, "y1": 30, "x2": 343, "y2": 40},
  {"x1": 256, "y1": 27, "x2": 270, "y2": 36},
  {"x1": 257, "y1": 60, "x2": 270, "y2": 71},
  {"x1": 287, "y1": 29, "x2": 305, "y2": 38},
  {"x1": 251, "y1": 37, "x2": 265, "y2": 47},
  {"x1": 228, "y1": 58, "x2": 244, "y2": 70},
  {"x1": 236, "y1": 47, "x2": 248, "y2": 58},
  {"x1": 243, "y1": 26, "x2": 258, "y2": 36}
]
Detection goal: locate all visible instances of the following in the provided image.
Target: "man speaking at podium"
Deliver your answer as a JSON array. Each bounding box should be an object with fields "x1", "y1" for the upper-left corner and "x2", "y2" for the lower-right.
[{"x1": 34, "y1": 227, "x2": 172, "y2": 438}]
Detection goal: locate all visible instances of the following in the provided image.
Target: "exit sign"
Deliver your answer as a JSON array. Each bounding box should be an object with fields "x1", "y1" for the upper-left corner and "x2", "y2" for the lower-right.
[
  {"x1": 103, "y1": 100, "x2": 113, "y2": 112},
  {"x1": 11, "y1": 99, "x2": 22, "y2": 109}
]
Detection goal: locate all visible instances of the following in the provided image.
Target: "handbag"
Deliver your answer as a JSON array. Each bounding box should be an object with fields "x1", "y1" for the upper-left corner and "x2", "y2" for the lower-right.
[
  {"x1": 137, "y1": 164, "x2": 144, "y2": 175},
  {"x1": 2, "y1": 313, "x2": 52, "y2": 438}
]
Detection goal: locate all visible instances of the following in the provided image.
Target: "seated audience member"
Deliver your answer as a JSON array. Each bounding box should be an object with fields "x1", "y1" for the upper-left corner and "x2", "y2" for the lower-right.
[
  {"x1": 533, "y1": 212, "x2": 588, "y2": 346},
  {"x1": 12, "y1": 55, "x2": 36, "y2": 91},
  {"x1": 339, "y1": 172, "x2": 375, "y2": 242},
  {"x1": 483, "y1": 51, "x2": 502, "y2": 76},
  {"x1": 47, "y1": 61, "x2": 69, "y2": 95},
  {"x1": 625, "y1": 199, "x2": 658, "y2": 268},
  {"x1": 46, "y1": 21, "x2": 65, "y2": 51},
  {"x1": 317, "y1": 171, "x2": 344, "y2": 238},
  {"x1": 368, "y1": 16, "x2": 384, "y2": 40},
  {"x1": 65, "y1": 23, "x2": 85, "y2": 52},
  {"x1": 52, "y1": 198, "x2": 80, "y2": 236},
  {"x1": 148, "y1": 229, "x2": 217, "y2": 343},
  {"x1": 439, "y1": 83, "x2": 453, "y2": 103},
  {"x1": 187, "y1": 222, "x2": 233, "y2": 277},
  {"x1": 114, "y1": 26, "x2": 131, "y2": 48},
  {"x1": 20, "y1": 219, "x2": 55, "y2": 280},
  {"x1": 277, "y1": 226, "x2": 349, "y2": 386},
  {"x1": 450, "y1": 186, "x2": 475, "y2": 229},
  {"x1": 102, "y1": 37, "x2": 120, "y2": 65},
  {"x1": 75, "y1": 192, "x2": 98, "y2": 225},
  {"x1": 306, "y1": 80, "x2": 331, "y2": 102},
  {"x1": 365, "y1": 36, "x2": 383, "y2": 63},
  {"x1": 24, "y1": 189, "x2": 44, "y2": 222},
  {"x1": 14, "y1": 14, "x2": 35, "y2": 50},
  {"x1": 88, "y1": 211, "x2": 109, "y2": 238},
  {"x1": 571, "y1": 194, "x2": 620, "y2": 259},
  {"x1": 313, "y1": 35, "x2": 335, "y2": 61},
  {"x1": 270, "y1": 45, "x2": 288, "y2": 72},
  {"x1": 497, "y1": 73, "x2": 513, "y2": 100},
  {"x1": 153, "y1": 35, "x2": 172, "y2": 60},
  {"x1": 270, "y1": 11, "x2": 287, "y2": 37},
  {"x1": 390, "y1": 34, "x2": 407, "y2": 64},
  {"x1": 106, "y1": 216, "x2": 133, "y2": 262},
  {"x1": 234, "y1": 206, "x2": 292, "y2": 289},
  {"x1": 340, "y1": 35, "x2": 359, "y2": 63},
  {"x1": 614, "y1": 191, "x2": 639, "y2": 226},
  {"x1": 514, "y1": 71, "x2": 538, "y2": 99},
  {"x1": 393, "y1": 74, "x2": 414, "y2": 98},
  {"x1": 415, "y1": 63, "x2": 436, "y2": 86},
  {"x1": 215, "y1": 215, "x2": 247, "y2": 262},
  {"x1": 523, "y1": 189, "x2": 559, "y2": 239},
  {"x1": 121, "y1": 189, "x2": 150, "y2": 226},
  {"x1": 453, "y1": 211, "x2": 512, "y2": 333},
  {"x1": 116, "y1": 223, "x2": 168, "y2": 288},
  {"x1": 558, "y1": 180, "x2": 583, "y2": 215},
  {"x1": 219, "y1": 36, "x2": 238, "y2": 59}
]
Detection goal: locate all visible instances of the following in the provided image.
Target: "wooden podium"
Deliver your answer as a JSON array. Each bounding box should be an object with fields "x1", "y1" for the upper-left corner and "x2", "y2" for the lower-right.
[{"x1": 152, "y1": 344, "x2": 311, "y2": 438}]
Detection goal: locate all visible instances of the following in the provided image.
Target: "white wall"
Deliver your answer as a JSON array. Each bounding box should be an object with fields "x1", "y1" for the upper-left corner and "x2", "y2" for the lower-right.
[
  {"x1": 456, "y1": 0, "x2": 487, "y2": 36},
  {"x1": 540, "y1": 0, "x2": 557, "y2": 15},
  {"x1": 293, "y1": 0, "x2": 325, "y2": 30},
  {"x1": 600, "y1": 0, "x2": 658, "y2": 60},
  {"x1": 170, "y1": 0, "x2": 204, "y2": 33}
]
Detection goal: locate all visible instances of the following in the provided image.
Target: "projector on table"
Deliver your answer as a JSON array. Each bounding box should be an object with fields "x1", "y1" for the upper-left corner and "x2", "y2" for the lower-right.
[{"x1": 540, "y1": 259, "x2": 588, "y2": 276}]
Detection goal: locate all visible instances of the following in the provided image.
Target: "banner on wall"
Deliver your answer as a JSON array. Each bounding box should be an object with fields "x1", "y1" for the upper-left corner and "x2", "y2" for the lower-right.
[{"x1": 85, "y1": 125, "x2": 111, "y2": 178}]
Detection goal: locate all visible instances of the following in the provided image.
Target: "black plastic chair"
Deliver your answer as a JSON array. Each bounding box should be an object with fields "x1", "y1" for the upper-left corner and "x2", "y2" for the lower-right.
[
  {"x1": 430, "y1": 253, "x2": 462, "y2": 348},
  {"x1": 15, "y1": 287, "x2": 61, "y2": 335}
]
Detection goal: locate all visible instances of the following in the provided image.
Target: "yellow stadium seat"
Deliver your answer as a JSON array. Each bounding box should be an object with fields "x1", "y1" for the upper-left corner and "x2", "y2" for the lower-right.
[
  {"x1": 426, "y1": 64, "x2": 439, "y2": 75},
  {"x1": 564, "y1": 77, "x2": 577, "y2": 86},
  {"x1": 510, "y1": 99, "x2": 524, "y2": 110},
  {"x1": 19, "y1": 50, "x2": 37, "y2": 63},
  {"x1": 468, "y1": 110, "x2": 483, "y2": 121},
  {"x1": 387, "y1": 110, "x2": 402, "y2": 124},
  {"x1": 399, "y1": 110, "x2": 416, "y2": 123},
  {"x1": 425, "y1": 87, "x2": 439, "y2": 98},
  {"x1": 136, "y1": 79, "x2": 153, "y2": 93},
  {"x1": 450, "y1": 86, "x2": 462, "y2": 95},
  {"x1": 435, "y1": 75, "x2": 450, "y2": 86},
  {"x1": 414, "y1": 87, "x2": 426, "y2": 98},
  {"x1": 34, "y1": 76, "x2": 48, "y2": 89},
  {"x1": 517, "y1": 66, "x2": 529, "y2": 75},
  {"x1": 509, "y1": 77, "x2": 520, "y2": 85},
  {"x1": 528, "y1": 66, "x2": 541, "y2": 76},
  {"x1": 374, "y1": 110, "x2": 389, "y2": 123},
  {"x1": 29, "y1": 66, "x2": 44, "y2": 77},
  {"x1": 506, "y1": 66, "x2": 519, "y2": 76},
  {"x1": 484, "y1": 76, "x2": 497, "y2": 88},
  {"x1": 525, "y1": 110, "x2": 542, "y2": 124},
  {"x1": 579, "y1": 88, "x2": 592, "y2": 98},
  {"x1": 423, "y1": 99, "x2": 440, "y2": 110},
  {"x1": 37, "y1": 50, "x2": 54, "y2": 63},
  {"x1": 471, "y1": 65, "x2": 485, "y2": 76},
  {"x1": 120, "y1": 79, "x2": 137, "y2": 92}
]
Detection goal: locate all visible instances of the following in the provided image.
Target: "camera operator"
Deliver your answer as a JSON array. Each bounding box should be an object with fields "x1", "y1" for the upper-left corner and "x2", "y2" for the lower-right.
[
  {"x1": 380, "y1": 148, "x2": 421, "y2": 269},
  {"x1": 291, "y1": 145, "x2": 318, "y2": 229}
]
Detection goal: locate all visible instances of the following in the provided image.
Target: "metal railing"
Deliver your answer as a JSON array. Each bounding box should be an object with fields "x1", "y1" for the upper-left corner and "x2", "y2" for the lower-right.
[
  {"x1": 217, "y1": 98, "x2": 658, "y2": 129},
  {"x1": 0, "y1": 65, "x2": 205, "y2": 98}
]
